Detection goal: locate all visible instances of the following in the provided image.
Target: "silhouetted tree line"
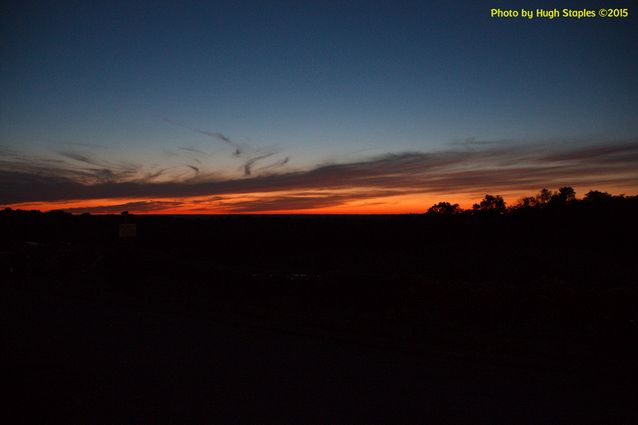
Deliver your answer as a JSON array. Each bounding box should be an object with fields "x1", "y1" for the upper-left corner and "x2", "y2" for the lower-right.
[
  {"x1": 427, "y1": 187, "x2": 637, "y2": 215},
  {"x1": 1, "y1": 188, "x2": 636, "y2": 293}
]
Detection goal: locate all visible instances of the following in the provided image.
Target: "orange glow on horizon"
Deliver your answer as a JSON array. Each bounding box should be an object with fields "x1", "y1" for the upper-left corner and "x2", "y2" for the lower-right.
[
  {"x1": 4, "y1": 184, "x2": 635, "y2": 215},
  {"x1": 5, "y1": 192, "x2": 466, "y2": 214}
]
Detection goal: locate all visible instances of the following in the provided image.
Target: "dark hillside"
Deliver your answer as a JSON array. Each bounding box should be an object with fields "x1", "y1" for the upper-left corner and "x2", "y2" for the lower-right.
[{"x1": 2, "y1": 201, "x2": 637, "y2": 423}]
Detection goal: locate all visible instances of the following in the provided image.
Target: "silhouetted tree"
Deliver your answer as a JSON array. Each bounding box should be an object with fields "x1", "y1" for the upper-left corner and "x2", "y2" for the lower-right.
[
  {"x1": 473, "y1": 194, "x2": 506, "y2": 214},
  {"x1": 516, "y1": 187, "x2": 576, "y2": 209},
  {"x1": 517, "y1": 196, "x2": 538, "y2": 209},
  {"x1": 584, "y1": 190, "x2": 613, "y2": 202},
  {"x1": 538, "y1": 188, "x2": 554, "y2": 204},
  {"x1": 427, "y1": 202, "x2": 462, "y2": 215},
  {"x1": 550, "y1": 186, "x2": 576, "y2": 205}
]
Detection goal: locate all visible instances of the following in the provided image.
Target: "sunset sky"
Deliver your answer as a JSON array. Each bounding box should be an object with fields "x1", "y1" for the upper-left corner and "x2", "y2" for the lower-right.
[{"x1": 1, "y1": 0, "x2": 637, "y2": 213}]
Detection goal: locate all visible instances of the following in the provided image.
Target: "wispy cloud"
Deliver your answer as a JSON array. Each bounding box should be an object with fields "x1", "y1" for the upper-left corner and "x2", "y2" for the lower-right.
[
  {"x1": 161, "y1": 116, "x2": 289, "y2": 174},
  {"x1": 55, "y1": 150, "x2": 139, "y2": 183},
  {"x1": 161, "y1": 117, "x2": 243, "y2": 156},
  {"x1": 243, "y1": 152, "x2": 275, "y2": 176},
  {"x1": 63, "y1": 200, "x2": 183, "y2": 214},
  {"x1": 218, "y1": 190, "x2": 402, "y2": 213},
  {"x1": 178, "y1": 146, "x2": 208, "y2": 156},
  {"x1": 255, "y1": 156, "x2": 290, "y2": 174},
  {"x1": 541, "y1": 142, "x2": 638, "y2": 163},
  {"x1": 186, "y1": 164, "x2": 200, "y2": 177},
  {"x1": 143, "y1": 168, "x2": 169, "y2": 181}
]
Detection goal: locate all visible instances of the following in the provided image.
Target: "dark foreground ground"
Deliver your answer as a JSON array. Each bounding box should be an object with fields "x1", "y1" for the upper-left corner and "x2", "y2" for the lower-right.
[{"x1": 2, "y1": 204, "x2": 637, "y2": 423}]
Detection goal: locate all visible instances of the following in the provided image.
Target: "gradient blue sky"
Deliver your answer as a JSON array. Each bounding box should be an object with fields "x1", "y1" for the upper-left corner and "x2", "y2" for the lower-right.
[{"x1": 1, "y1": 0, "x2": 637, "y2": 212}]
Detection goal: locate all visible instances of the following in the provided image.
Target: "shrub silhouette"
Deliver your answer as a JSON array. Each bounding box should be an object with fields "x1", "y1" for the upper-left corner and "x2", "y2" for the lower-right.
[
  {"x1": 538, "y1": 188, "x2": 553, "y2": 204},
  {"x1": 427, "y1": 202, "x2": 462, "y2": 215},
  {"x1": 472, "y1": 194, "x2": 506, "y2": 214},
  {"x1": 513, "y1": 187, "x2": 576, "y2": 209},
  {"x1": 584, "y1": 190, "x2": 613, "y2": 202},
  {"x1": 517, "y1": 195, "x2": 539, "y2": 208},
  {"x1": 549, "y1": 186, "x2": 576, "y2": 205}
]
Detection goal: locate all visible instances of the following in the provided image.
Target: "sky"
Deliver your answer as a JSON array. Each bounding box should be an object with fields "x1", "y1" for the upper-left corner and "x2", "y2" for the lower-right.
[{"x1": 1, "y1": 0, "x2": 637, "y2": 213}]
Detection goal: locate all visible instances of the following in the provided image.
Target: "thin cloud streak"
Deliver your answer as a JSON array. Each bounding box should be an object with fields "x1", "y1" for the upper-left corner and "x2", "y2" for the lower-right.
[
  {"x1": 161, "y1": 117, "x2": 243, "y2": 156},
  {"x1": 178, "y1": 146, "x2": 208, "y2": 155},
  {"x1": 254, "y1": 156, "x2": 290, "y2": 174},
  {"x1": 186, "y1": 165, "x2": 200, "y2": 177},
  {"x1": 54, "y1": 150, "x2": 139, "y2": 183},
  {"x1": 243, "y1": 153, "x2": 275, "y2": 176},
  {"x1": 63, "y1": 200, "x2": 183, "y2": 214},
  {"x1": 218, "y1": 190, "x2": 404, "y2": 213}
]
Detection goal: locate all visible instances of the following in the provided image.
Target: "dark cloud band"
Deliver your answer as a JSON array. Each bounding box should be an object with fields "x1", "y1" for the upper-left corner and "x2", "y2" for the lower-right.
[{"x1": 1, "y1": 140, "x2": 637, "y2": 207}]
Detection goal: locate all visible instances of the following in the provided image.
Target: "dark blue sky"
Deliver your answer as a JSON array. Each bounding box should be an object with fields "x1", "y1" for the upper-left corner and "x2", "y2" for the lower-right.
[{"x1": 1, "y1": 0, "x2": 637, "y2": 212}]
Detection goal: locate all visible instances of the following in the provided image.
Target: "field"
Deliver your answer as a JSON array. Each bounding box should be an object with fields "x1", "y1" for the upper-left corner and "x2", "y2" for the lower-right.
[{"x1": 2, "y1": 205, "x2": 637, "y2": 423}]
